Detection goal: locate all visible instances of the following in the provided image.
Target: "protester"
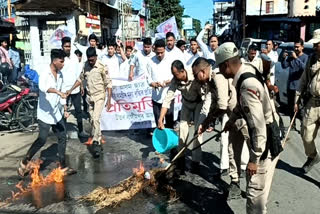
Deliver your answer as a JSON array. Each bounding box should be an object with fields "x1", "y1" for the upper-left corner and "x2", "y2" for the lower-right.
[
  {"x1": 176, "y1": 40, "x2": 186, "y2": 53},
  {"x1": 18, "y1": 49, "x2": 76, "y2": 176},
  {"x1": 158, "y1": 60, "x2": 205, "y2": 175},
  {"x1": 147, "y1": 39, "x2": 174, "y2": 129},
  {"x1": 60, "y1": 37, "x2": 87, "y2": 138},
  {"x1": 67, "y1": 47, "x2": 112, "y2": 158},
  {"x1": 185, "y1": 38, "x2": 203, "y2": 69},
  {"x1": 241, "y1": 44, "x2": 263, "y2": 72},
  {"x1": 217, "y1": 42, "x2": 280, "y2": 214},
  {"x1": 294, "y1": 29, "x2": 320, "y2": 173},
  {"x1": 101, "y1": 40, "x2": 126, "y2": 79},
  {"x1": 8, "y1": 40, "x2": 20, "y2": 84},
  {"x1": 261, "y1": 40, "x2": 278, "y2": 84},
  {"x1": 0, "y1": 38, "x2": 13, "y2": 75},
  {"x1": 75, "y1": 49, "x2": 83, "y2": 63},
  {"x1": 129, "y1": 37, "x2": 155, "y2": 81},
  {"x1": 193, "y1": 57, "x2": 249, "y2": 199},
  {"x1": 196, "y1": 24, "x2": 218, "y2": 60},
  {"x1": 165, "y1": 32, "x2": 185, "y2": 63},
  {"x1": 281, "y1": 38, "x2": 308, "y2": 131}
]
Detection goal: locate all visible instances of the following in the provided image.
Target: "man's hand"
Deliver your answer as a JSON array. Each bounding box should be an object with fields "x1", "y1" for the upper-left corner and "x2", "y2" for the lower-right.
[
  {"x1": 106, "y1": 99, "x2": 112, "y2": 111},
  {"x1": 151, "y1": 82, "x2": 161, "y2": 88},
  {"x1": 261, "y1": 48, "x2": 268, "y2": 54},
  {"x1": 292, "y1": 51, "x2": 297, "y2": 59},
  {"x1": 247, "y1": 162, "x2": 258, "y2": 176},
  {"x1": 128, "y1": 72, "x2": 134, "y2": 81},
  {"x1": 273, "y1": 85, "x2": 279, "y2": 94},
  {"x1": 80, "y1": 87, "x2": 84, "y2": 96},
  {"x1": 116, "y1": 39, "x2": 122, "y2": 47},
  {"x1": 205, "y1": 24, "x2": 212, "y2": 30},
  {"x1": 294, "y1": 104, "x2": 299, "y2": 113},
  {"x1": 66, "y1": 90, "x2": 72, "y2": 97},
  {"x1": 158, "y1": 118, "x2": 165, "y2": 130},
  {"x1": 223, "y1": 120, "x2": 235, "y2": 132},
  {"x1": 283, "y1": 52, "x2": 288, "y2": 58},
  {"x1": 64, "y1": 111, "x2": 70, "y2": 119},
  {"x1": 58, "y1": 91, "x2": 67, "y2": 99}
]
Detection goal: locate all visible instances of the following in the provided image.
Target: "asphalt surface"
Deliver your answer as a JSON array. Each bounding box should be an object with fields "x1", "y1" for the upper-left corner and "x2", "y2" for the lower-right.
[{"x1": 0, "y1": 114, "x2": 319, "y2": 214}]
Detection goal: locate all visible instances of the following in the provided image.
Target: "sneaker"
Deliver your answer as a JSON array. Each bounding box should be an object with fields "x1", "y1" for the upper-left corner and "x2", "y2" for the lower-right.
[
  {"x1": 302, "y1": 155, "x2": 320, "y2": 173},
  {"x1": 17, "y1": 160, "x2": 30, "y2": 178},
  {"x1": 228, "y1": 181, "x2": 241, "y2": 200}
]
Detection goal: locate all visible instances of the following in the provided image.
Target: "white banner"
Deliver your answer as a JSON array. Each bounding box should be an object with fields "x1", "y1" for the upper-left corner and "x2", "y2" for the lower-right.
[
  {"x1": 100, "y1": 77, "x2": 182, "y2": 130},
  {"x1": 49, "y1": 25, "x2": 74, "y2": 48}
]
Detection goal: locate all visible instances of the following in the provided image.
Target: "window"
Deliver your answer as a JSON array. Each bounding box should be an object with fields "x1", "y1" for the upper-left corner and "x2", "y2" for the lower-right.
[{"x1": 266, "y1": 1, "x2": 274, "y2": 14}]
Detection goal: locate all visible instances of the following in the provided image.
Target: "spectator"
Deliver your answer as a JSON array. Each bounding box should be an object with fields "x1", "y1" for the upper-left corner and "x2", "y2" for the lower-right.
[
  {"x1": 261, "y1": 40, "x2": 278, "y2": 84},
  {"x1": 9, "y1": 40, "x2": 21, "y2": 84}
]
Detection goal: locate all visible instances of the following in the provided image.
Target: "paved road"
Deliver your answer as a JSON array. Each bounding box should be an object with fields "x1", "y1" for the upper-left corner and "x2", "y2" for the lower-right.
[{"x1": 0, "y1": 115, "x2": 319, "y2": 214}]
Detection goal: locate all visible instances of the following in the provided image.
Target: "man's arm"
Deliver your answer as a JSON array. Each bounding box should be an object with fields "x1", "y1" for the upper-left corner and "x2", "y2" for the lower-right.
[
  {"x1": 39, "y1": 73, "x2": 66, "y2": 98},
  {"x1": 196, "y1": 25, "x2": 210, "y2": 57},
  {"x1": 102, "y1": 65, "x2": 113, "y2": 111},
  {"x1": 117, "y1": 40, "x2": 127, "y2": 62}
]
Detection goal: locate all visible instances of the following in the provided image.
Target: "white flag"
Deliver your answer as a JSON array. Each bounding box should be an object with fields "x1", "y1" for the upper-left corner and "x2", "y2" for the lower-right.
[
  {"x1": 156, "y1": 16, "x2": 179, "y2": 38},
  {"x1": 49, "y1": 25, "x2": 73, "y2": 48}
]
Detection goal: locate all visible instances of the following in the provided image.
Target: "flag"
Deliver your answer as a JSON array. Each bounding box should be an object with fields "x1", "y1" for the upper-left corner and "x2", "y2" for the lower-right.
[
  {"x1": 156, "y1": 16, "x2": 179, "y2": 38},
  {"x1": 49, "y1": 25, "x2": 73, "y2": 48}
]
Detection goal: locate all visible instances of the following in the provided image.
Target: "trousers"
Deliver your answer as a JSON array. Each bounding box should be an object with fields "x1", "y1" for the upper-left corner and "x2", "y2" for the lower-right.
[
  {"x1": 89, "y1": 98, "x2": 105, "y2": 142},
  {"x1": 67, "y1": 92, "x2": 83, "y2": 133}
]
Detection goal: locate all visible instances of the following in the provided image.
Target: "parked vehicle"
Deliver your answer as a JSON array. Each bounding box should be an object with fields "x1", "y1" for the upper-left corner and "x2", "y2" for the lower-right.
[
  {"x1": 274, "y1": 42, "x2": 314, "y2": 105},
  {"x1": 0, "y1": 84, "x2": 37, "y2": 130},
  {"x1": 240, "y1": 38, "x2": 283, "y2": 57}
]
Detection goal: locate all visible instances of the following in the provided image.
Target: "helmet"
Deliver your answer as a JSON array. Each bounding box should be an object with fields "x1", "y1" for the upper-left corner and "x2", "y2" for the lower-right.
[{"x1": 0, "y1": 62, "x2": 10, "y2": 76}]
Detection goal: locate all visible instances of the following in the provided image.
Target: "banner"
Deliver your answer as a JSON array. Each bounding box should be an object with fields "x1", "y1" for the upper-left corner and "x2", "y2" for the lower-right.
[
  {"x1": 100, "y1": 78, "x2": 182, "y2": 130},
  {"x1": 49, "y1": 25, "x2": 74, "y2": 48},
  {"x1": 156, "y1": 16, "x2": 179, "y2": 38}
]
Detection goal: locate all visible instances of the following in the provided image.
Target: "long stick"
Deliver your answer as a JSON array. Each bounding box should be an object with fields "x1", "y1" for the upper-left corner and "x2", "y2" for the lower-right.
[
  {"x1": 191, "y1": 131, "x2": 223, "y2": 152},
  {"x1": 282, "y1": 111, "x2": 297, "y2": 147}
]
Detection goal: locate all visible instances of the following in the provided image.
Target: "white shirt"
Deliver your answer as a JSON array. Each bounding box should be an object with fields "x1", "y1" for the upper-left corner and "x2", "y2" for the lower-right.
[
  {"x1": 38, "y1": 66, "x2": 64, "y2": 125},
  {"x1": 266, "y1": 50, "x2": 278, "y2": 85},
  {"x1": 147, "y1": 54, "x2": 173, "y2": 103},
  {"x1": 196, "y1": 28, "x2": 216, "y2": 61},
  {"x1": 185, "y1": 50, "x2": 203, "y2": 69},
  {"x1": 130, "y1": 50, "x2": 155, "y2": 77},
  {"x1": 101, "y1": 53, "x2": 123, "y2": 79},
  {"x1": 61, "y1": 54, "x2": 81, "y2": 94},
  {"x1": 166, "y1": 46, "x2": 186, "y2": 64}
]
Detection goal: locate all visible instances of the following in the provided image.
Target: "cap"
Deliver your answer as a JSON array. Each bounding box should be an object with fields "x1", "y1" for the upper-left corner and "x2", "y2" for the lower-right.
[
  {"x1": 214, "y1": 42, "x2": 239, "y2": 68},
  {"x1": 308, "y1": 29, "x2": 320, "y2": 44}
]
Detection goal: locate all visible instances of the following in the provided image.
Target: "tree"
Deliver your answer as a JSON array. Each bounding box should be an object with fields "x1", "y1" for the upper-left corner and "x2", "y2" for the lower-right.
[
  {"x1": 146, "y1": 0, "x2": 184, "y2": 30},
  {"x1": 193, "y1": 18, "x2": 201, "y2": 33}
]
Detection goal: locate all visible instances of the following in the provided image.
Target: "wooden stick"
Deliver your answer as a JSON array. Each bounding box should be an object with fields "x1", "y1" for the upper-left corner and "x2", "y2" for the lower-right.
[
  {"x1": 282, "y1": 111, "x2": 297, "y2": 147},
  {"x1": 191, "y1": 131, "x2": 223, "y2": 152}
]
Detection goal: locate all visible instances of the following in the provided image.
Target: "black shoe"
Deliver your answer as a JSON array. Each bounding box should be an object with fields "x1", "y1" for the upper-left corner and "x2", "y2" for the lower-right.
[
  {"x1": 228, "y1": 181, "x2": 241, "y2": 200},
  {"x1": 220, "y1": 169, "x2": 229, "y2": 177},
  {"x1": 92, "y1": 141, "x2": 102, "y2": 158},
  {"x1": 190, "y1": 161, "x2": 200, "y2": 174},
  {"x1": 302, "y1": 155, "x2": 320, "y2": 173}
]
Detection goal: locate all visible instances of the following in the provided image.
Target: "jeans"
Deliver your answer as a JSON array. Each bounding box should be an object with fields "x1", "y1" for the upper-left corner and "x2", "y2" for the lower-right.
[
  {"x1": 152, "y1": 100, "x2": 174, "y2": 129},
  {"x1": 67, "y1": 92, "x2": 83, "y2": 133},
  {"x1": 24, "y1": 119, "x2": 67, "y2": 168}
]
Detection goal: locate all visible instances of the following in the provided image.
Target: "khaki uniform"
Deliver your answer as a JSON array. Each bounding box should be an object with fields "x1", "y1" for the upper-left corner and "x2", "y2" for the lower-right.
[
  {"x1": 241, "y1": 56, "x2": 263, "y2": 73},
  {"x1": 296, "y1": 54, "x2": 320, "y2": 159},
  {"x1": 203, "y1": 70, "x2": 249, "y2": 180},
  {"x1": 163, "y1": 68, "x2": 204, "y2": 162},
  {"x1": 231, "y1": 63, "x2": 278, "y2": 214},
  {"x1": 79, "y1": 59, "x2": 112, "y2": 142}
]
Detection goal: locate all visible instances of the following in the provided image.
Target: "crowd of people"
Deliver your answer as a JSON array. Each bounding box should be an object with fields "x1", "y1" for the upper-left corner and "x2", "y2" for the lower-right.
[{"x1": 11, "y1": 23, "x2": 320, "y2": 214}]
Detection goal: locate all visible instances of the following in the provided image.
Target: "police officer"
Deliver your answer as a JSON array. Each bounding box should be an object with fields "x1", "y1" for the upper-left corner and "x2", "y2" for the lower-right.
[
  {"x1": 193, "y1": 57, "x2": 249, "y2": 199},
  {"x1": 217, "y1": 42, "x2": 279, "y2": 214},
  {"x1": 158, "y1": 60, "x2": 205, "y2": 175},
  {"x1": 67, "y1": 47, "x2": 112, "y2": 158},
  {"x1": 295, "y1": 29, "x2": 320, "y2": 173}
]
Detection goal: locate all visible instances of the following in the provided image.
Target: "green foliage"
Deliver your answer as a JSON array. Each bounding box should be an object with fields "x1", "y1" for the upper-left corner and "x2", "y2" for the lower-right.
[
  {"x1": 193, "y1": 18, "x2": 201, "y2": 33},
  {"x1": 146, "y1": 0, "x2": 184, "y2": 30}
]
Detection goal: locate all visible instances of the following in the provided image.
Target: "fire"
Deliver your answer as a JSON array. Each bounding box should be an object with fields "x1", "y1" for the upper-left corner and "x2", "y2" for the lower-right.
[
  {"x1": 133, "y1": 161, "x2": 145, "y2": 177},
  {"x1": 2, "y1": 159, "x2": 66, "y2": 204}
]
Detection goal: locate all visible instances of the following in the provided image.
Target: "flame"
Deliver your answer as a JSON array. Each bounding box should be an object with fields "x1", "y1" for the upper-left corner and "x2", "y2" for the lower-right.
[
  {"x1": 1, "y1": 159, "x2": 66, "y2": 204},
  {"x1": 133, "y1": 161, "x2": 145, "y2": 177}
]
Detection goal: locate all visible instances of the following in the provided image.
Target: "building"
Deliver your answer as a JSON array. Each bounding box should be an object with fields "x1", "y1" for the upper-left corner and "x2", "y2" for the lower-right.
[
  {"x1": 213, "y1": 0, "x2": 235, "y2": 36},
  {"x1": 0, "y1": 0, "x2": 19, "y2": 20}
]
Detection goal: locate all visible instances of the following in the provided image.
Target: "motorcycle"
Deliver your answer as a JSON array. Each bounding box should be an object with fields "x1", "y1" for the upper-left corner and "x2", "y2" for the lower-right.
[{"x1": 0, "y1": 84, "x2": 38, "y2": 130}]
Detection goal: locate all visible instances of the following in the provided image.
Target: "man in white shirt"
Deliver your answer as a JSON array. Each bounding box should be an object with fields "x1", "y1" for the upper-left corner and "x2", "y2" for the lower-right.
[
  {"x1": 60, "y1": 37, "x2": 87, "y2": 138},
  {"x1": 185, "y1": 38, "x2": 203, "y2": 69},
  {"x1": 129, "y1": 37, "x2": 155, "y2": 81},
  {"x1": 261, "y1": 40, "x2": 278, "y2": 84},
  {"x1": 165, "y1": 32, "x2": 185, "y2": 63},
  {"x1": 147, "y1": 39, "x2": 174, "y2": 128},
  {"x1": 18, "y1": 49, "x2": 76, "y2": 177},
  {"x1": 101, "y1": 40, "x2": 126, "y2": 79}
]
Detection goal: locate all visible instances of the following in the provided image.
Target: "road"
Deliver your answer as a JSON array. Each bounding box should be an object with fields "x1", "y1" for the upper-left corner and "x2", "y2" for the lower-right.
[{"x1": 0, "y1": 115, "x2": 319, "y2": 214}]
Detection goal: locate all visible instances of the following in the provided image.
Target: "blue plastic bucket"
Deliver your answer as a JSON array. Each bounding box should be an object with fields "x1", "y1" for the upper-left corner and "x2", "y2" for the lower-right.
[{"x1": 152, "y1": 128, "x2": 179, "y2": 153}]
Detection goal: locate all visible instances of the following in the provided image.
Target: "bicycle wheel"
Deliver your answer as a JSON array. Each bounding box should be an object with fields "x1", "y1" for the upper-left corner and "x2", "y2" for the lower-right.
[{"x1": 15, "y1": 95, "x2": 38, "y2": 129}]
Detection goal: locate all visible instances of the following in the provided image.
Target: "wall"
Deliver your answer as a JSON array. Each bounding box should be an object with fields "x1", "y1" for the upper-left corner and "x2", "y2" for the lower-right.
[{"x1": 246, "y1": 0, "x2": 288, "y2": 16}]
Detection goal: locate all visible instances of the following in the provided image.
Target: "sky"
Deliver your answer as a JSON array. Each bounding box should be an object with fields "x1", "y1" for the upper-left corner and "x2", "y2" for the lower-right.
[{"x1": 132, "y1": 0, "x2": 213, "y2": 27}]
